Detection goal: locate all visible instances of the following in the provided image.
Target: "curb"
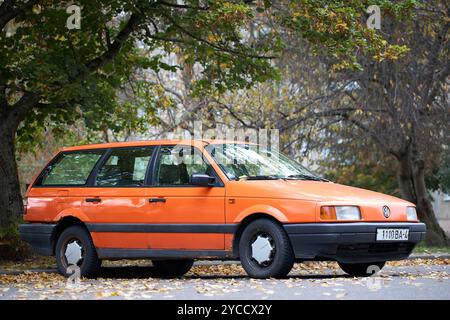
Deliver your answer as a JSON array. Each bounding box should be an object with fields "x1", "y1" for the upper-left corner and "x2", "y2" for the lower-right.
[
  {"x1": 408, "y1": 254, "x2": 450, "y2": 260},
  {"x1": 1, "y1": 255, "x2": 448, "y2": 275},
  {"x1": 0, "y1": 268, "x2": 57, "y2": 275}
]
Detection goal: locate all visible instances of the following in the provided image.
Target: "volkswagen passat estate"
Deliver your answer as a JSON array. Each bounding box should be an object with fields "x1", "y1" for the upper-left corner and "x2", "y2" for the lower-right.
[{"x1": 19, "y1": 140, "x2": 426, "y2": 278}]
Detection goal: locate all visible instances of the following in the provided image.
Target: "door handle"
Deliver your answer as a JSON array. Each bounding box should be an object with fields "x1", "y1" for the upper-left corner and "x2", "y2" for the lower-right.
[
  {"x1": 149, "y1": 198, "x2": 166, "y2": 203},
  {"x1": 85, "y1": 198, "x2": 101, "y2": 203}
]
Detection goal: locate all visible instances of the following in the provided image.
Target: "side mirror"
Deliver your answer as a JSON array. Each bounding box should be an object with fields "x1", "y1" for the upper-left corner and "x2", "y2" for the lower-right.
[{"x1": 191, "y1": 174, "x2": 216, "y2": 187}]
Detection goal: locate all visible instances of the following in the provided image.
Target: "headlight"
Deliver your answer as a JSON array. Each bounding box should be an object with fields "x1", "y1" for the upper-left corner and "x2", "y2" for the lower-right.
[
  {"x1": 320, "y1": 206, "x2": 361, "y2": 221},
  {"x1": 406, "y1": 207, "x2": 418, "y2": 221},
  {"x1": 335, "y1": 206, "x2": 361, "y2": 220}
]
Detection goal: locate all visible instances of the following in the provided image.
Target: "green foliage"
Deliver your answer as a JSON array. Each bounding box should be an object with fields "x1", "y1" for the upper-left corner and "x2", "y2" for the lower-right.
[
  {"x1": 3, "y1": 1, "x2": 275, "y2": 146},
  {"x1": 273, "y1": 0, "x2": 418, "y2": 69},
  {"x1": 426, "y1": 149, "x2": 450, "y2": 194},
  {"x1": 413, "y1": 243, "x2": 450, "y2": 253},
  {"x1": 0, "y1": 215, "x2": 30, "y2": 261},
  {"x1": 324, "y1": 162, "x2": 400, "y2": 197},
  {"x1": 316, "y1": 125, "x2": 401, "y2": 196},
  {"x1": 3, "y1": 0, "x2": 423, "y2": 207},
  {"x1": 2, "y1": 0, "x2": 418, "y2": 145},
  {"x1": 0, "y1": 215, "x2": 21, "y2": 240}
]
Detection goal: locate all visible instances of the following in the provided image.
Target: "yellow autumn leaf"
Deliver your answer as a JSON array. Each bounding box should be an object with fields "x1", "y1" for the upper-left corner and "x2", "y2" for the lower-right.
[{"x1": 53, "y1": 35, "x2": 66, "y2": 42}]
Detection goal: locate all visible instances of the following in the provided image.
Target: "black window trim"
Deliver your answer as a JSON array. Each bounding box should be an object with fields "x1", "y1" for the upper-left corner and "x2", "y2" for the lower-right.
[
  {"x1": 146, "y1": 145, "x2": 160, "y2": 186},
  {"x1": 32, "y1": 144, "x2": 224, "y2": 189},
  {"x1": 151, "y1": 144, "x2": 224, "y2": 188}
]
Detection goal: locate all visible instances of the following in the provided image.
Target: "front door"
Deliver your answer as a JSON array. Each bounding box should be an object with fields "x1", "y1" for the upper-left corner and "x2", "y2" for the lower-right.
[{"x1": 146, "y1": 145, "x2": 226, "y2": 250}]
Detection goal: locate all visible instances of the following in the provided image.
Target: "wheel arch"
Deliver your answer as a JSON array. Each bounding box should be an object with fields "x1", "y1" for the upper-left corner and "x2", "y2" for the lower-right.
[
  {"x1": 232, "y1": 213, "x2": 285, "y2": 258},
  {"x1": 51, "y1": 216, "x2": 89, "y2": 255}
]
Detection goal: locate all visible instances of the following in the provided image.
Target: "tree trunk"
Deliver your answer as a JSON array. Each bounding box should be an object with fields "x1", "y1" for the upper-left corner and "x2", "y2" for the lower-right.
[
  {"x1": 397, "y1": 152, "x2": 448, "y2": 246},
  {"x1": 397, "y1": 153, "x2": 416, "y2": 203},
  {"x1": 412, "y1": 158, "x2": 448, "y2": 246},
  {"x1": 0, "y1": 119, "x2": 23, "y2": 231},
  {"x1": 0, "y1": 92, "x2": 40, "y2": 232}
]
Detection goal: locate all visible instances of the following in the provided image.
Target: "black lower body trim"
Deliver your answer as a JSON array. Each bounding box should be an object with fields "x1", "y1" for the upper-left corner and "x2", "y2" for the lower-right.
[
  {"x1": 97, "y1": 248, "x2": 234, "y2": 259},
  {"x1": 284, "y1": 222, "x2": 426, "y2": 263},
  {"x1": 87, "y1": 223, "x2": 238, "y2": 233},
  {"x1": 19, "y1": 223, "x2": 56, "y2": 256}
]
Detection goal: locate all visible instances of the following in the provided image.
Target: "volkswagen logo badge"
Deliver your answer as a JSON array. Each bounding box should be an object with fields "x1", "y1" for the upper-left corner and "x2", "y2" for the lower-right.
[{"x1": 382, "y1": 206, "x2": 391, "y2": 218}]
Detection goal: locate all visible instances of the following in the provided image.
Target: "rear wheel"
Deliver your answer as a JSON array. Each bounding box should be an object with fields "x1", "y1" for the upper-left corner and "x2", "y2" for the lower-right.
[
  {"x1": 239, "y1": 218, "x2": 294, "y2": 278},
  {"x1": 55, "y1": 225, "x2": 101, "y2": 278},
  {"x1": 338, "y1": 261, "x2": 386, "y2": 277},
  {"x1": 152, "y1": 259, "x2": 194, "y2": 277}
]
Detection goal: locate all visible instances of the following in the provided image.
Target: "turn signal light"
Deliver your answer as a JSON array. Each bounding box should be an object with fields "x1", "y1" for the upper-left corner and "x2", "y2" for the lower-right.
[{"x1": 320, "y1": 206, "x2": 336, "y2": 220}]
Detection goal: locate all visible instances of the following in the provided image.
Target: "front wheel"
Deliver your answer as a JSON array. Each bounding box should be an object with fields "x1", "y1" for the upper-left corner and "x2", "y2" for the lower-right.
[
  {"x1": 239, "y1": 218, "x2": 294, "y2": 278},
  {"x1": 152, "y1": 259, "x2": 194, "y2": 277},
  {"x1": 338, "y1": 261, "x2": 386, "y2": 277}
]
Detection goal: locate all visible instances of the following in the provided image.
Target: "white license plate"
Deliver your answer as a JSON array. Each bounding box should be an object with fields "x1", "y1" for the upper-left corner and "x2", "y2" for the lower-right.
[{"x1": 376, "y1": 228, "x2": 409, "y2": 241}]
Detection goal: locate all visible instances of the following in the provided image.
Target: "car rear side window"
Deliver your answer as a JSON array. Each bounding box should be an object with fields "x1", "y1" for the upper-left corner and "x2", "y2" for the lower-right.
[
  {"x1": 95, "y1": 147, "x2": 154, "y2": 187},
  {"x1": 39, "y1": 151, "x2": 104, "y2": 186}
]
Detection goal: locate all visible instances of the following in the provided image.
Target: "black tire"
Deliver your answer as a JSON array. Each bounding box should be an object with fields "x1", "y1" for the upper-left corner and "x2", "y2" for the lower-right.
[
  {"x1": 239, "y1": 218, "x2": 294, "y2": 278},
  {"x1": 55, "y1": 225, "x2": 101, "y2": 278},
  {"x1": 152, "y1": 259, "x2": 194, "y2": 277},
  {"x1": 338, "y1": 261, "x2": 386, "y2": 277}
]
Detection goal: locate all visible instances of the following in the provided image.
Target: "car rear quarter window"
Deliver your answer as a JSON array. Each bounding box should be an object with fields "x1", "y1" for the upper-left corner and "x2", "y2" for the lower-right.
[{"x1": 39, "y1": 151, "x2": 104, "y2": 186}]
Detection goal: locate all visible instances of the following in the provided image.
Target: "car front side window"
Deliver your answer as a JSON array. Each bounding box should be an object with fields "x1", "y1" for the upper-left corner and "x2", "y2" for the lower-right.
[{"x1": 155, "y1": 146, "x2": 214, "y2": 186}]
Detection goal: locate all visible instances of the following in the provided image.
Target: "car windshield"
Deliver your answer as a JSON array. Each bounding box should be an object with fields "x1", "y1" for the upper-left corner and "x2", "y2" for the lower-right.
[{"x1": 205, "y1": 143, "x2": 327, "y2": 181}]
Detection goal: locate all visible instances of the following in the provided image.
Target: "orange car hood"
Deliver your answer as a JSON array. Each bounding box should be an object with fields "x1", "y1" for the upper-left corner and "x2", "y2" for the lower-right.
[{"x1": 227, "y1": 180, "x2": 412, "y2": 205}]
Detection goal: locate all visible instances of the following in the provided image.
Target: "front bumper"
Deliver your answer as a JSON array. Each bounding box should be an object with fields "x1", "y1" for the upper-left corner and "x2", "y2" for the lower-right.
[
  {"x1": 19, "y1": 223, "x2": 56, "y2": 256},
  {"x1": 284, "y1": 222, "x2": 426, "y2": 263}
]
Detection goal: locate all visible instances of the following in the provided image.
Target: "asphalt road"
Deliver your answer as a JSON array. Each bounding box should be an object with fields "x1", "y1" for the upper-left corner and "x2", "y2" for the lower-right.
[{"x1": 0, "y1": 260, "x2": 448, "y2": 300}]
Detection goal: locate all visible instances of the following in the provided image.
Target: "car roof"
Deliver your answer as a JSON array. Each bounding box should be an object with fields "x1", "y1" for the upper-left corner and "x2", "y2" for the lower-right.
[{"x1": 61, "y1": 139, "x2": 253, "y2": 151}]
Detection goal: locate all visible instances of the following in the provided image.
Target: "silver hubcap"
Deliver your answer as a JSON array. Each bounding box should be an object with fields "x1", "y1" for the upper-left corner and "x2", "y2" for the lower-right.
[
  {"x1": 65, "y1": 240, "x2": 83, "y2": 265},
  {"x1": 251, "y1": 234, "x2": 274, "y2": 265}
]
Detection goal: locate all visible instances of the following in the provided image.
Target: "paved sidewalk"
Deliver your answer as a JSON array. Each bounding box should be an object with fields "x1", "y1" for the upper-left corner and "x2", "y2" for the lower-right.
[
  {"x1": 1, "y1": 253, "x2": 450, "y2": 275},
  {"x1": 0, "y1": 260, "x2": 448, "y2": 300}
]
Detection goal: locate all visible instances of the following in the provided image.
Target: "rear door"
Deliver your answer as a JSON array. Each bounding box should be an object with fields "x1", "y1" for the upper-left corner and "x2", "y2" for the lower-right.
[
  {"x1": 78, "y1": 146, "x2": 155, "y2": 249},
  {"x1": 145, "y1": 145, "x2": 226, "y2": 250}
]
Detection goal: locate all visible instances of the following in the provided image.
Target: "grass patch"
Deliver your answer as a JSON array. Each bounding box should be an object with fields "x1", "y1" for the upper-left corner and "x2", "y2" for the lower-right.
[{"x1": 413, "y1": 243, "x2": 450, "y2": 254}]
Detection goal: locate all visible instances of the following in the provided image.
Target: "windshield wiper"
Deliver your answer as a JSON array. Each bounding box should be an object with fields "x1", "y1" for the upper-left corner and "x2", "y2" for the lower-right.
[
  {"x1": 286, "y1": 174, "x2": 329, "y2": 182},
  {"x1": 242, "y1": 175, "x2": 282, "y2": 181}
]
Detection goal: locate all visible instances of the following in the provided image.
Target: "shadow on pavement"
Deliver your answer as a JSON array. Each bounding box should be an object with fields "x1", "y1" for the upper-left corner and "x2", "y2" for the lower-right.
[{"x1": 96, "y1": 266, "x2": 350, "y2": 280}]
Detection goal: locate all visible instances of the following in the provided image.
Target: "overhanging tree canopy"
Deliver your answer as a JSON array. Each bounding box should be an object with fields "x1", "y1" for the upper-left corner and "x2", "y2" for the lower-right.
[{"x1": 0, "y1": 0, "x2": 416, "y2": 234}]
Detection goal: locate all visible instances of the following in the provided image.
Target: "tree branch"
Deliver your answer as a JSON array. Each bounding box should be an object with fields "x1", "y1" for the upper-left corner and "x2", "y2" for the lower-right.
[
  {"x1": 144, "y1": 25, "x2": 189, "y2": 44},
  {"x1": 5, "y1": 92, "x2": 40, "y2": 131},
  {"x1": 86, "y1": 13, "x2": 141, "y2": 71},
  {"x1": 4, "y1": 11, "x2": 143, "y2": 128},
  {"x1": 0, "y1": 0, "x2": 39, "y2": 31},
  {"x1": 212, "y1": 99, "x2": 257, "y2": 129},
  {"x1": 280, "y1": 107, "x2": 356, "y2": 132},
  {"x1": 160, "y1": 11, "x2": 276, "y2": 59},
  {"x1": 426, "y1": 62, "x2": 450, "y2": 106},
  {"x1": 158, "y1": 1, "x2": 209, "y2": 11},
  {"x1": 421, "y1": 16, "x2": 449, "y2": 106},
  {"x1": 343, "y1": 116, "x2": 400, "y2": 159}
]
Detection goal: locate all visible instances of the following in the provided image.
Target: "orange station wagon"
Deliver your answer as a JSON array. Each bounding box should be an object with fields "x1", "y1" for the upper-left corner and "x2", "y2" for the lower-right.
[{"x1": 19, "y1": 140, "x2": 426, "y2": 278}]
